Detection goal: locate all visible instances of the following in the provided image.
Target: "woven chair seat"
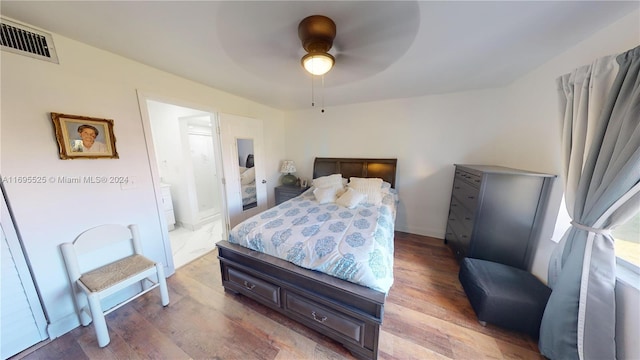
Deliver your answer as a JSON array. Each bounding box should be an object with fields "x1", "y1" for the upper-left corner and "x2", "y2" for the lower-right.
[{"x1": 79, "y1": 254, "x2": 155, "y2": 292}]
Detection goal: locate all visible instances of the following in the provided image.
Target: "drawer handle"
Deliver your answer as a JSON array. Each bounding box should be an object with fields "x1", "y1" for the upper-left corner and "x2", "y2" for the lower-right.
[
  {"x1": 243, "y1": 281, "x2": 255, "y2": 290},
  {"x1": 311, "y1": 311, "x2": 327, "y2": 323},
  {"x1": 467, "y1": 196, "x2": 475, "y2": 199},
  {"x1": 464, "y1": 217, "x2": 471, "y2": 220},
  {"x1": 454, "y1": 186, "x2": 460, "y2": 189}
]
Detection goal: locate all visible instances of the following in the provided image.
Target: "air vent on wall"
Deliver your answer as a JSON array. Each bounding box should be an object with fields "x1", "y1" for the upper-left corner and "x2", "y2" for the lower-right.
[{"x1": 1, "y1": 17, "x2": 58, "y2": 63}]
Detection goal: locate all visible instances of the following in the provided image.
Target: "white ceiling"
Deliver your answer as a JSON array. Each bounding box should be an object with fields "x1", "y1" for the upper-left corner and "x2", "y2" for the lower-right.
[{"x1": 2, "y1": 1, "x2": 638, "y2": 110}]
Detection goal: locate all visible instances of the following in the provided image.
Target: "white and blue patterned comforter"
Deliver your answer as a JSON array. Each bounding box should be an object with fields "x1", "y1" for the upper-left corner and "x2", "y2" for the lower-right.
[
  {"x1": 228, "y1": 188, "x2": 397, "y2": 293},
  {"x1": 242, "y1": 182, "x2": 257, "y2": 206}
]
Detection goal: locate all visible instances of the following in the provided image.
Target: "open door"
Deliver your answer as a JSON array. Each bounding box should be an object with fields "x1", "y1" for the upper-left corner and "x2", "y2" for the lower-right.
[{"x1": 219, "y1": 114, "x2": 267, "y2": 229}]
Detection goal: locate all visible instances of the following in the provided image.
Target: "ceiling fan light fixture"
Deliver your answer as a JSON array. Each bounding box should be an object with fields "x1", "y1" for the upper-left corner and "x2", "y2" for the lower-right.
[
  {"x1": 298, "y1": 15, "x2": 336, "y2": 76},
  {"x1": 301, "y1": 52, "x2": 334, "y2": 76}
]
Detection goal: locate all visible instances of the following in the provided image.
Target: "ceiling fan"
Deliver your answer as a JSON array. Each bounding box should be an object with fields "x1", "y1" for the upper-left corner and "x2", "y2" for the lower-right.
[
  {"x1": 298, "y1": 15, "x2": 337, "y2": 76},
  {"x1": 214, "y1": 1, "x2": 420, "y2": 107}
]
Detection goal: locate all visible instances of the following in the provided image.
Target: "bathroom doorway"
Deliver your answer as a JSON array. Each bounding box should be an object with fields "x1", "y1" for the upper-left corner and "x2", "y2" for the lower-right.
[{"x1": 144, "y1": 99, "x2": 225, "y2": 269}]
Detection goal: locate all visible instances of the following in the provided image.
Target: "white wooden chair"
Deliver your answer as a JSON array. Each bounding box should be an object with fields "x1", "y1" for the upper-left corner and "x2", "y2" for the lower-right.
[{"x1": 60, "y1": 224, "x2": 169, "y2": 347}]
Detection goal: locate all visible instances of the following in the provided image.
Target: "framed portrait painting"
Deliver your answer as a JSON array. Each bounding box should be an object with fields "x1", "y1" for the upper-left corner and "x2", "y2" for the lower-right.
[{"x1": 51, "y1": 113, "x2": 118, "y2": 159}]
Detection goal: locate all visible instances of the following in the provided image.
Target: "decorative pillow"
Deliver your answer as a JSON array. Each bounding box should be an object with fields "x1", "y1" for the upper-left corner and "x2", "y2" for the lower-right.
[
  {"x1": 313, "y1": 187, "x2": 338, "y2": 204},
  {"x1": 381, "y1": 181, "x2": 393, "y2": 196},
  {"x1": 240, "y1": 167, "x2": 255, "y2": 185},
  {"x1": 348, "y1": 177, "x2": 383, "y2": 205},
  {"x1": 312, "y1": 174, "x2": 345, "y2": 197},
  {"x1": 312, "y1": 174, "x2": 343, "y2": 189},
  {"x1": 336, "y1": 188, "x2": 366, "y2": 209},
  {"x1": 239, "y1": 166, "x2": 247, "y2": 174}
]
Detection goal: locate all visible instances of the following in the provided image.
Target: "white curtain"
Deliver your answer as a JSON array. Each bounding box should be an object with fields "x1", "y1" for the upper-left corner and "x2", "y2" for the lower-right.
[{"x1": 538, "y1": 46, "x2": 640, "y2": 359}]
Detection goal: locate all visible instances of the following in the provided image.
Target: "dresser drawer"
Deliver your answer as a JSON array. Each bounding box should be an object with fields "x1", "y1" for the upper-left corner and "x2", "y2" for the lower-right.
[
  {"x1": 452, "y1": 178, "x2": 479, "y2": 212},
  {"x1": 284, "y1": 291, "x2": 365, "y2": 345},
  {"x1": 275, "y1": 186, "x2": 309, "y2": 205},
  {"x1": 227, "y1": 267, "x2": 280, "y2": 306},
  {"x1": 445, "y1": 224, "x2": 465, "y2": 259},
  {"x1": 455, "y1": 169, "x2": 482, "y2": 188},
  {"x1": 450, "y1": 199, "x2": 475, "y2": 231},
  {"x1": 447, "y1": 210, "x2": 472, "y2": 249}
]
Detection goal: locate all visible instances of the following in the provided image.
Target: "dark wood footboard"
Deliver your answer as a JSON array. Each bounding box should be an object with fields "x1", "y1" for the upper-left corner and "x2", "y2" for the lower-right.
[{"x1": 217, "y1": 240, "x2": 386, "y2": 360}]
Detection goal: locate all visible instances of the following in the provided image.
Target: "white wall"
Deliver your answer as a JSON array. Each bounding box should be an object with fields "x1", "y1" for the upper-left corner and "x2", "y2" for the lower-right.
[
  {"x1": 284, "y1": 87, "x2": 507, "y2": 237},
  {"x1": 505, "y1": 9, "x2": 640, "y2": 280},
  {"x1": 505, "y1": 11, "x2": 639, "y2": 360},
  {"x1": 1, "y1": 8, "x2": 637, "y2": 356},
  {"x1": 286, "y1": 9, "x2": 639, "y2": 273},
  {"x1": 284, "y1": 9, "x2": 639, "y2": 358},
  {"x1": 0, "y1": 28, "x2": 285, "y2": 338}
]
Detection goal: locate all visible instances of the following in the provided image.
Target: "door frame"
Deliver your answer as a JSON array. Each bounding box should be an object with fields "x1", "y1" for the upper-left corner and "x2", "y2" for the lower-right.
[{"x1": 136, "y1": 90, "x2": 228, "y2": 276}]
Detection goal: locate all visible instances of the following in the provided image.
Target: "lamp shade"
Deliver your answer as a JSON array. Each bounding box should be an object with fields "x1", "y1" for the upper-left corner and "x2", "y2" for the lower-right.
[
  {"x1": 280, "y1": 160, "x2": 297, "y2": 174},
  {"x1": 302, "y1": 53, "x2": 334, "y2": 76}
]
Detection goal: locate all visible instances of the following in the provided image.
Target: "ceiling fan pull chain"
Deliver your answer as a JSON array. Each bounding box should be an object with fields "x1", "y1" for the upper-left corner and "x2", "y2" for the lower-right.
[
  {"x1": 311, "y1": 74, "x2": 315, "y2": 107},
  {"x1": 321, "y1": 75, "x2": 325, "y2": 113}
]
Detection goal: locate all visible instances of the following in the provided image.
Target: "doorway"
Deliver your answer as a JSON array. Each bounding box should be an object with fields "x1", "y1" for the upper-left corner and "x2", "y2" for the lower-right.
[{"x1": 144, "y1": 99, "x2": 225, "y2": 269}]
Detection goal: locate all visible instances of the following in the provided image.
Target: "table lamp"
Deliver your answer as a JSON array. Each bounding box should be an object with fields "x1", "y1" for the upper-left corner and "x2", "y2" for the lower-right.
[{"x1": 280, "y1": 160, "x2": 297, "y2": 186}]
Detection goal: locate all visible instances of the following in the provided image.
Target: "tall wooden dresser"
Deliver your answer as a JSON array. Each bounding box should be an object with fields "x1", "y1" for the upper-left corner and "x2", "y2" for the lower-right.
[{"x1": 445, "y1": 164, "x2": 555, "y2": 270}]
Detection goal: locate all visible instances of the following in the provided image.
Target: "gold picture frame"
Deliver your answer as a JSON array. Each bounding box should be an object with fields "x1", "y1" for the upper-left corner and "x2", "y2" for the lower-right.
[{"x1": 51, "y1": 113, "x2": 119, "y2": 159}]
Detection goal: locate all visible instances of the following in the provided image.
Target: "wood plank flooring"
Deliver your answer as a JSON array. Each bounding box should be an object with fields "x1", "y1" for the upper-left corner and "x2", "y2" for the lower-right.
[{"x1": 16, "y1": 232, "x2": 543, "y2": 360}]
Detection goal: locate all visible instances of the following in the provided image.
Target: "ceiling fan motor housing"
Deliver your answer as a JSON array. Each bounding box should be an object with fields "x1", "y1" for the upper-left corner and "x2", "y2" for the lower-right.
[{"x1": 298, "y1": 15, "x2": 336, "y2": 53}]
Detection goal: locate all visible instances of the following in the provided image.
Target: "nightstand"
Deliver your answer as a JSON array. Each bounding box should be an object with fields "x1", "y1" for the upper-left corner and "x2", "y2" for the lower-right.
[{"x1": 275, "y1": 185, "x2": 309, "y2": 205}]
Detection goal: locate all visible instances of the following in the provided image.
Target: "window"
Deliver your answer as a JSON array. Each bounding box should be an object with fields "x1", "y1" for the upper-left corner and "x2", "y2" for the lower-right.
[
  {"x1": 614, "y1": 211, "x2": 640, "y2": 268},
  {"x1": 553, "y1": 197, "x2": 640, "y2": 274}
]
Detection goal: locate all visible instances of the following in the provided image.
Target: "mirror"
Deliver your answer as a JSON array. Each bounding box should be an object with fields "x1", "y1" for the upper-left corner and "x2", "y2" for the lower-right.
[{"x1": 237, "y1": 138, "x2": 257, "y2": 210}]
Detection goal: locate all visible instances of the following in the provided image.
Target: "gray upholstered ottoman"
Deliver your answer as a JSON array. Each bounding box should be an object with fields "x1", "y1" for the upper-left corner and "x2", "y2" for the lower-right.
[{"x1": 458, "y1": 257, "x2": 552, "y2": 338}]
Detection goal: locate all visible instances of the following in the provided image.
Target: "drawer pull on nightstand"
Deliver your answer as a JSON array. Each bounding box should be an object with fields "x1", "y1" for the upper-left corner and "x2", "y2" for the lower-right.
[
  {"x1": 243, "y1": 281, "x2": 256, "y2": 290},
  {"x1": 311, "y1": 311, "x2": 327, "y2": 323},
  {"x1": 261, "y1": 179, "x2": 267, "y2": 184}
]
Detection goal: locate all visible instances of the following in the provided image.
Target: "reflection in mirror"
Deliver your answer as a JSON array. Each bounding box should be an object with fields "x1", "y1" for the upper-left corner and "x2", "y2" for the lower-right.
[{"x1": 237, "y1": 138, "x2": 257, "y2": 211}]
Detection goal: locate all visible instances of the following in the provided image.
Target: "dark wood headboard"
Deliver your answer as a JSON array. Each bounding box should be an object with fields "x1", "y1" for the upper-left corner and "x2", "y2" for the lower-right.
[{"x1": 313, "y1": 157, "x2": 398, "y2": 188}]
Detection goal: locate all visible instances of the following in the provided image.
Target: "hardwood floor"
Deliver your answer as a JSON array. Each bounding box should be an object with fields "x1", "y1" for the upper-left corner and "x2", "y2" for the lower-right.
[{"x1": 17, "y1": 232, "x2": 543, "y2": 360}]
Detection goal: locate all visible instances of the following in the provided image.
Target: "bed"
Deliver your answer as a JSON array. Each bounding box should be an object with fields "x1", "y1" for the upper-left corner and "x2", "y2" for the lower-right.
[{"x1": 217, "y1": 157, "x2": 397, "y2": 360}]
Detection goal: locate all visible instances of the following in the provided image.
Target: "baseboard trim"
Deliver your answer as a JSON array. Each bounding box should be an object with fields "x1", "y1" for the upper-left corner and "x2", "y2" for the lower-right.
[
  {"x1": 395, "y1": 225, "x2": 444, "y2": 239},
  {"x1": 46, "y1": 312, "x2": 80, "y2": 339}
]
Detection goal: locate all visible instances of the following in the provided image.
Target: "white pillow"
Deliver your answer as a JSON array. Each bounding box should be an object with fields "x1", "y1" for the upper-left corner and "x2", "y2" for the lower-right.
[
  {"x1": 239, "y1": 166, "x2": 247, "y2": 174},
  {"x1": 240, "y1": 167, "x2": 255, "y2": 185},
  {"x1": 336, "y1": 188, "x2": 366, "y2": 209},
  {"x1": 313, "y1": 187, "x2": 337, "y2": 204},
  {"x1": 348, "y1": 177, "x2": 383, "y2": 205},
  {"x1": 312, "y1": 174, "x2": 343, "y2": 189},
  {"x1": 312, "y1": 174, "x2": 345, "y2": 197}
]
